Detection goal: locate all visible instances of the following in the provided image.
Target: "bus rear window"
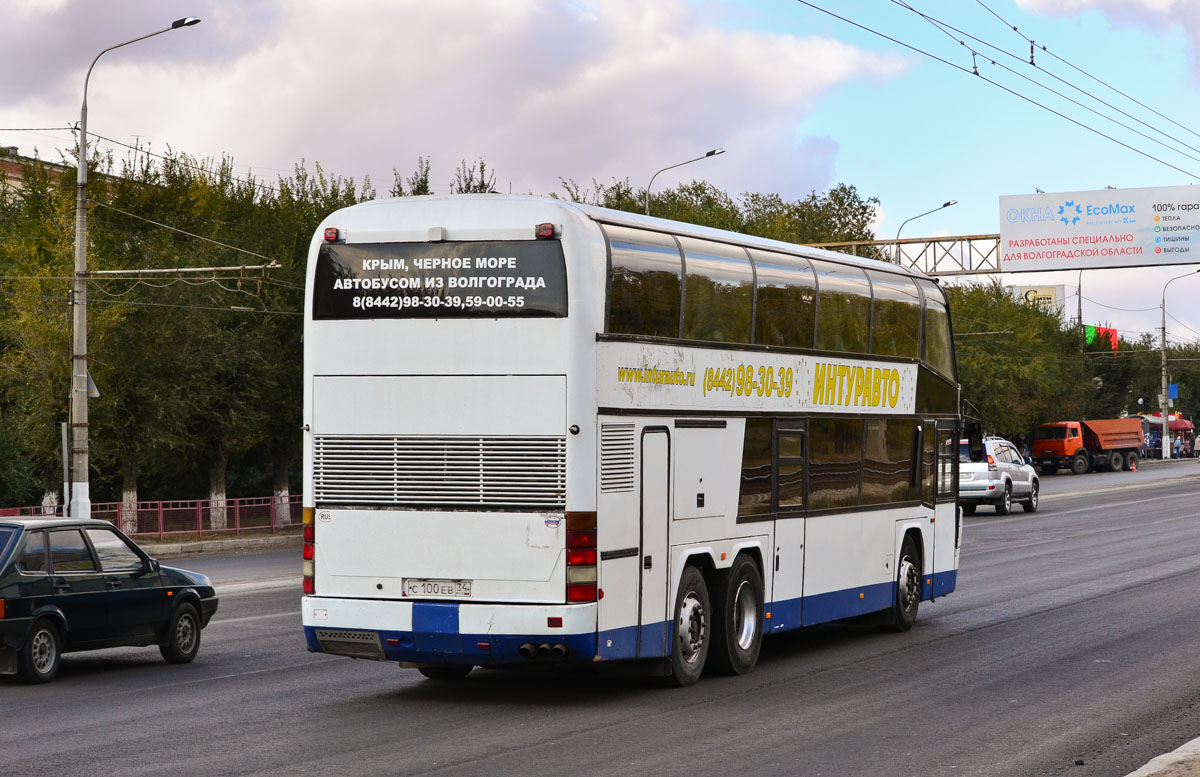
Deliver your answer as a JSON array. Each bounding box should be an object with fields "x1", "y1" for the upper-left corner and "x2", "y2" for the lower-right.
[{"x1": 312, "y1": 240, "x2": 567, "y2": 319}]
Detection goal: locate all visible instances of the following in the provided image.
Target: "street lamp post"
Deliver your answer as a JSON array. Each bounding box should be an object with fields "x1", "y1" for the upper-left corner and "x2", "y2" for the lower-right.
[
  {"x1": 893, "y1": 200, "x2": 957, "y2": 263},
  {"x1": 1159, "y1": 268, "x2": 1200, "y2": 461},
  {"x1": 644, "y1": 148, "x2": 725, "y2": 215},
  {"x1": 70, "y1": 16, "x2": 201, "y2": 519}
]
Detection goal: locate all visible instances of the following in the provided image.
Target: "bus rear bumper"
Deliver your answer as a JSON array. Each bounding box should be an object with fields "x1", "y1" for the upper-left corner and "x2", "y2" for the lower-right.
[{"x1": 301, "y1": 596, "x2": 598, "y2": 665}]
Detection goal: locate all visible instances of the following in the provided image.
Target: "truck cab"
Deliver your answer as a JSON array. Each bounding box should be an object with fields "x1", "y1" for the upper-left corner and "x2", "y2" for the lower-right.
[{"x1": 1032, "y1": 422, "x2": 1082, "y2": 475}]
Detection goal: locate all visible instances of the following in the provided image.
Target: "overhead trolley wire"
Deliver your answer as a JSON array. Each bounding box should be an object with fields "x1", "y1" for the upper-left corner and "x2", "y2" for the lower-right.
[
  {"x1": 84, "y1": 130, "x2": 282, "y2": 197},
  {"x1": 891, "y1": 0, "x2": 1200, "y2": 166},
  {"x1": 974, "y1": 0, "x2": 1200, "y2": 145},
  {"x1": 791, "y1": 0, "x2": 1200, "y2": 179}
]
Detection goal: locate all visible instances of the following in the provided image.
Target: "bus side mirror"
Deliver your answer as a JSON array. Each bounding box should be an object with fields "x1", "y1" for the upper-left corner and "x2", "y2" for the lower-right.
[{"x1": 966, "y1": 422, "x2": 984, "y2": 462}]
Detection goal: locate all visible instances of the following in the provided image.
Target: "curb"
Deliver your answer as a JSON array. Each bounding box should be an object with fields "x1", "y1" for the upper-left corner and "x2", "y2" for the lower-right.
[
  {"x1": 1125, "y1": 735, "x2": 1200, "y2": 777},
  {"x1": 140, "y1": 533, "x2": 301, "y2": 559}
]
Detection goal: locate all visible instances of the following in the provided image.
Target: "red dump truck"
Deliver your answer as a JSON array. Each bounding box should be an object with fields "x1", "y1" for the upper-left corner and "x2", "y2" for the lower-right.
[{"x1": 1032, "y1": 418, "x2": 1146, "y2": 475}]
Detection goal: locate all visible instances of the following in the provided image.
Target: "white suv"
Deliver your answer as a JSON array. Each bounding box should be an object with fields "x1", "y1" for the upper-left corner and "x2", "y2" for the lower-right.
[{"x1": 959, "y1": 436, "x2": 1039, "y2": 515}]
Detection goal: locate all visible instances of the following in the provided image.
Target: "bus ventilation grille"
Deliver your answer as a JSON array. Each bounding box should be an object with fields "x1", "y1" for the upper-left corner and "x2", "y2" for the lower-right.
[
  {"x1": 600, "y1": 423, "x2": 636, "y2": 493},
  {"x1": 313, "y1": 435, "x2": 567, "y2": 510}
]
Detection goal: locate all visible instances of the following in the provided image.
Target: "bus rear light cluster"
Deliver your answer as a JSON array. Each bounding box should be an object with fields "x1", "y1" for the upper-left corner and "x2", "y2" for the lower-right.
[
  {"x1": 535, "y1": 222, "x2": 555, "y2": 239},
  {"x1": 323, "y1": 227, "x2": 339, "y2": 242},
  {"x1": 302, "y1": 508, "x2": 315, "y2": 595},
  {"x1": 565, "y1": 511, "x2": 597, "y2": 603}
]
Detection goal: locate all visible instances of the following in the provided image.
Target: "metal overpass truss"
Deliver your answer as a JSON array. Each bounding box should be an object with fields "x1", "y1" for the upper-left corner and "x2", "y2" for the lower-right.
[{"x1": 812, "y1": 234, "x2": 1001, "y2": 277}]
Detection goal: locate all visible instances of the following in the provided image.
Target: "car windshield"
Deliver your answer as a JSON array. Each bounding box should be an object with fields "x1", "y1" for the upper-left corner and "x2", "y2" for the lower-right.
[{"x1": 1035, "y1": 427, "x2": 1067, "y2": 440}]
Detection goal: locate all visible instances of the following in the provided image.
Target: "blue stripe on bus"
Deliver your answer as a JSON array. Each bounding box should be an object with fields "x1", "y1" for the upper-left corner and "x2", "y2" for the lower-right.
[
  {"x1": 304, "y1": 624, "x2": 598, "y2": 665},
  {"x1": 304, "y1": 570, "x2": 958, "y2": 664},
  {"x1": 767, "y1": 568, "x2": 958, "y2": 633}
]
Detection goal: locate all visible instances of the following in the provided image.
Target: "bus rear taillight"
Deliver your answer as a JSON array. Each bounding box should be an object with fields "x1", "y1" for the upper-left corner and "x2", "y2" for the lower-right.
[
  {"x1": 323, "y1": 227, "x2": 339, "y2": 242},
  {"x1": 565, "y1": 512, "x2": 597, "y2": 603},
  {"x1": 302, "y1": 508, "x2": 315, "y2": 595}
]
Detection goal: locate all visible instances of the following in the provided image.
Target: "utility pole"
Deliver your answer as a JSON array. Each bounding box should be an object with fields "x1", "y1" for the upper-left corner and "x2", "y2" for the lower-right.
[
  {"x1": 1160, "y1": 269, "x2": 1200, "y2": 460},
  {"x1": 69, "y1": 17, "x2": 201, "y2": 518}
]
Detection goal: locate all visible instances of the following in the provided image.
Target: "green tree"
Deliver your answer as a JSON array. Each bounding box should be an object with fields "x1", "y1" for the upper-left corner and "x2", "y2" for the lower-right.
[
  {"x1": 391, "y1": 156, "x2": 432, "y2": 197},
  {"x1": 946, "y1": 280, "x2": 1087, "y2": 440}
]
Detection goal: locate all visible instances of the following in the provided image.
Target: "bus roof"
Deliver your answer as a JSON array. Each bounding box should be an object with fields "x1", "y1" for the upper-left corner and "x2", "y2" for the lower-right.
[{"x1": 323, "y1": 194, "x2": 935, "y2": 283}]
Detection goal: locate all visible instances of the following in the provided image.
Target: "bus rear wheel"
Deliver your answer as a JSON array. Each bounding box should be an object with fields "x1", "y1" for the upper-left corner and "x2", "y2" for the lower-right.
[
  {"x1": 417, "y1": 665, "x2": 473, "y2": 681},
  {"x1": 708, "y1": 555, "x2": 764, "y2": 676},
  {"x1": 667, "y1": 566, "x2": 710, "y2": 687}
]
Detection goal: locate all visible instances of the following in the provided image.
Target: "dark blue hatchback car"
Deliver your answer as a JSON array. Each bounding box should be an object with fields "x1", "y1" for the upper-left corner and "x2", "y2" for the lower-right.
[{"x1": 0, "y1": 518, "x2": 218, "y2": 683}]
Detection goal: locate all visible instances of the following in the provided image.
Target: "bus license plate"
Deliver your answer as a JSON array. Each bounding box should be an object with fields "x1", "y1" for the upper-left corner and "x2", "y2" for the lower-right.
[{"x1": 404, "y1": 578, "x2": 473, "y2": 598}]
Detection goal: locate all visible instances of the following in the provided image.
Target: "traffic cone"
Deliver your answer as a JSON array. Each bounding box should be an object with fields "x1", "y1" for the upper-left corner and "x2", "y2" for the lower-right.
[{"x1": 1131, "y1": 457, "x2": 1137, "y2": 472}]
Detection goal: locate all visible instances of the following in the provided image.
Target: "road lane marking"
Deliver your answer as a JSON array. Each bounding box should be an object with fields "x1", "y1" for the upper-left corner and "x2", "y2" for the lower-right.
[{"x1": 208, "y1": 610, "x2": 301, "y2": 626}]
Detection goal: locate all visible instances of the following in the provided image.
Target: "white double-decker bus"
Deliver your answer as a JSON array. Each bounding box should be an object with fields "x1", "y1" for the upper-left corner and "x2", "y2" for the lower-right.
[{"x1": 301, "y1": 195, "x2": 963, "y2": 685}]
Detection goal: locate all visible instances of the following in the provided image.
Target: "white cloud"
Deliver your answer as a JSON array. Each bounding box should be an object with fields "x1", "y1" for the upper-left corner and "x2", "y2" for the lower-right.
[{"x1": 1, "y1": 0, "x2": 909, "y2": 201}]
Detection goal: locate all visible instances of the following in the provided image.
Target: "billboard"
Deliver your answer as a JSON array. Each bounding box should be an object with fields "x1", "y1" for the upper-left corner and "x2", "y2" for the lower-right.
[
  {"x1": 999, "y1": 184, "x2": 1200, "y2": 271},
  {"x1": 1084, "y1": 325, "x2": 1117, "y2": 351},
  {"x1": 1009, "y1": 284, "x2": 1066, "y2": 315}
]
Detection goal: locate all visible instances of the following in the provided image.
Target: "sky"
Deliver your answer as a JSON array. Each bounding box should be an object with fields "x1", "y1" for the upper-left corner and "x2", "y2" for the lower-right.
[{"x1": 4, "y1": 0, "x2": 1200, "y2": 351}]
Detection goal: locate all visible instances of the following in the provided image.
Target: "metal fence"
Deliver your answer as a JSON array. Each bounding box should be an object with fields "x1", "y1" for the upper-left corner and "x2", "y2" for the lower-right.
[{"x1": 0, "y1": 495, "x2": 303, "y2": 540}]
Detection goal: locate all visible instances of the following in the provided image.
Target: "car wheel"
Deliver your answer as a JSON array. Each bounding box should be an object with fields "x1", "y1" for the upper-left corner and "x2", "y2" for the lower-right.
[
  {"x1": 1070, "y1": 453, "x2": 1089, "y2": 475},
  {"x1": 961, "y1": 503, "x2": 976, "y2": 515},
  {"x1": 160, "y1": 602, "x2": 201, "y2": 664},
  {"x1": 1022, "y1": 480, "x2": 1039, "y2": 512},
  {"x1": 995, "y1": 484, "x2": 1012, "y2": 515},
  {"x1": 418, "y1": 665, "x2": 473, "y2": 681},
  {"x1": 18, "y1": 618, "x2": 61, "y2": 684},
  {"x1": 666, "y1": 565, "x2": 710, "y2": 687}
]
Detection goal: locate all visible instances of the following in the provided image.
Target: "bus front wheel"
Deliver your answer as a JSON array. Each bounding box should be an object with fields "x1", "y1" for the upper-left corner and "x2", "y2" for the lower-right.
[
  {"x1": 882, "y1": 537, "x2": 921, "y2": 633},
  {"x1": 708, "y1": 555, "x2": 764, "y2": 676},
  {"x1": 667, "y1": 566, "x2": 710, "y2": 687}
]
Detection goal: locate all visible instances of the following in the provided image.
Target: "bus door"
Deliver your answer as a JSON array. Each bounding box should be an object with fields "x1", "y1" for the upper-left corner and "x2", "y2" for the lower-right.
[
  {"x1": 772, "y1": 422, "x2": 806, "y2": 632},
  {"x1": 932, "y1": 420, "x2": 959, "y2": 597},
  {"x1": 638, "y1": 428, "x2": 671, "y2": 657}
]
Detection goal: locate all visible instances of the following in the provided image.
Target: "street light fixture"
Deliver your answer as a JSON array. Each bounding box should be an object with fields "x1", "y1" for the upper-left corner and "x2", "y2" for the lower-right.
[
  {"x1": 644, "y1": 148, "x2": 725, "y2": 215},
  {"x1": 894, "y1": 200, "x2": 957, "y2": 263},
  {"x1": 70, "y1": 16, "x2": 202, "y2": 519},
  {"x1": 1159, "y1": 268, "x2": 1200, "y2": 460}
]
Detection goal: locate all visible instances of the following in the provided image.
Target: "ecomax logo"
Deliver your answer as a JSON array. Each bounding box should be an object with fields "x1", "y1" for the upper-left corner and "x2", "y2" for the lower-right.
[{"x1": 1059, "y1": 201, "x2": 1081, "y2": 226}]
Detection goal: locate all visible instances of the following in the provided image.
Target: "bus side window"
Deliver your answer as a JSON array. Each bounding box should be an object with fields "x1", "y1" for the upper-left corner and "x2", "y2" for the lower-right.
[
  {"x1": 678, "y1": 237, "x2": 753, "y2": 343},
  {"x1": 867, "y1": 270, "x2": 921, "y2": 358},
  {"x1": 602, "y1": 225, "x2": 683, "y2": 338},
  {"x1": 863, "y1": 418, "x2": 913, "y2": 505},
  {"x1": 918, "y1": 279, "x2": 955, "y2": 379},
  {"x1": 921, "y1": 421, "x2": 937, "y2": 505},
  {"x1": 776, "y1": 428, "x2": 805, "y2": 513},
  {"x1": 749, "y1": 250, "x2": 816, "y2": 349},
  {"x1": 738, "y1": 418, "x2": 774, "y2": 518},
  {"x1": 937, "y1": 428, "x2": 957, "y2": 500},
  {"x1": 809, "y1": 418, "x2": 863, "y2": 510},
  {"x1": 811, "y1": 260, "x2": 871, "y2": 354}
]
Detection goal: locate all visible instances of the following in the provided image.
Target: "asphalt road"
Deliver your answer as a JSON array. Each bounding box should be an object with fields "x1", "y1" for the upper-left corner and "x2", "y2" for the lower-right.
[{"x1": 5, "y1": 473, "x2": 1200, "y2": 777}]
